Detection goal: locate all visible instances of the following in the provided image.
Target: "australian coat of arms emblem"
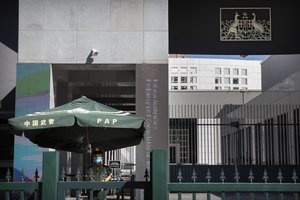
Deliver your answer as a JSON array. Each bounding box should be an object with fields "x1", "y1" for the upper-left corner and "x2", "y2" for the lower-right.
[{"x1": 220, "y1": 8, "x2": 271, "y2": 41}]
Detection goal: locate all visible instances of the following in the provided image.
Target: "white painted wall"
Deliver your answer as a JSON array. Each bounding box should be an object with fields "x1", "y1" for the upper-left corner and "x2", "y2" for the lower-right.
[{"x1": 19, "y1": 0, "x2": 168, "y2": 64}]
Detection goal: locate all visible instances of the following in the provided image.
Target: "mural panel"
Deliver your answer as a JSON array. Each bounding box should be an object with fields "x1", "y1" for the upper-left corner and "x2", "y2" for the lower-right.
[{"x1": 13, "y1": 63, "x2": 51, "y2": 181}]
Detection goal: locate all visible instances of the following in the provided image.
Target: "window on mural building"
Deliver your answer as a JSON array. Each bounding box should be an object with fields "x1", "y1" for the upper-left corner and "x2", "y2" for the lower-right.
[
  {"x1": 171, "y1": 76, "x2": 178, "y2": 83},
  {"x1": 181, "y1": 86, "x2": 188, "y2": 90},
  {"x1": 233, "y1": 78, "x2": 239, "y2": 84},
  {"x1": 233, "y1": 68, "x2": 239, "y2": 75},
  {"x1": 181, "y1": 67, "x2": 187, "y2": 73},
  {"x1": 215, "y1": 77, "x2": 221, "y2": 84},
  {"x1": 190, "y1": 85, "x2": 197, "y2": 90},
  {"x1": 224, "y1": 68, "x2": 230, "y2": 75},
  {"x1": 224, "y1": 77, "x2": 230, "y2": 84},
  {"x1": 241, "y1": 78, "x2": 247, "y2": 85},
  {"x1": 241, "y1": 69, "x2": 247, "y2": 76},
  {"x1": 215, "y1": 67, "x2": 221, "y2": 75},
  {"x1": 171, "y1": 67, "x2": 178, "y2": 74},
  {"x1": 171, "y1": 86, "x2": 178, "y2": 90},
  {"x1": 181, "y1": 76, "x2": 187, "y2": 83},
  {"x1": 190, "y1": 76, "x2": 197, "y2": 83},
  {"x1": 190, "y1": 67, "x2": 197, "y2": 74}
]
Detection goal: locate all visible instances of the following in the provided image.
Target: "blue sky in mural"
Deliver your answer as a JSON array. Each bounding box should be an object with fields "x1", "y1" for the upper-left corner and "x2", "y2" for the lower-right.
[
  {"x1": 14, "y1": 137, "x2": 43, "y2": 180},
  {"x1": 188, "y1": 54, "x2": 269, "y2": 60}
]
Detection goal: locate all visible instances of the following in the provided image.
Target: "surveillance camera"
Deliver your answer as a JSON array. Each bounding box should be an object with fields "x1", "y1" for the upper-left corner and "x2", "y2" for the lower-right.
[{"x1": 91, "y1": 49, "x2": 99, "y2": 56}]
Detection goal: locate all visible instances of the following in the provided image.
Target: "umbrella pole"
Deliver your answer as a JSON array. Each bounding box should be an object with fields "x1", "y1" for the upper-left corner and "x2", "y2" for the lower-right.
[
  {"x1": 83, "y1": 127, "x2": 91, "y2": 181},
  {"x1": 81, "y1": 128, "x2": 91, "y2": 197}
]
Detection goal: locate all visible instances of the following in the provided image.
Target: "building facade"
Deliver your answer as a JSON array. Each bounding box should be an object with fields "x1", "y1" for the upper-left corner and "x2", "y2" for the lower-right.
[
  {"x1": 169, "y1": 57, "x2": 262, "y2": 91},
  {"x1": 2, "y1": 1, "x2": 300, "y2": 191},
  {"x1": 169, "y1": 55, "x2": 300, "y2": 166}
]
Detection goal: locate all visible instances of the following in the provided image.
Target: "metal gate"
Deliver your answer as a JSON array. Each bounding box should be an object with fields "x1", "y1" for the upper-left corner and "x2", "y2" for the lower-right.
[{"x1": 169, "y1": 104, "x2": 300, "y2": 166}]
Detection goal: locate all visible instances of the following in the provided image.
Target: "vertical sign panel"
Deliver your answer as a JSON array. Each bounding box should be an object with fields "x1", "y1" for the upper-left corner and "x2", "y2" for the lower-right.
[
  {"x1": 135, "y1": 64, "x2": 169, "y2": 183},
  {"x1": 13, "y1": 63, "x2": 51, "y2": 181}
]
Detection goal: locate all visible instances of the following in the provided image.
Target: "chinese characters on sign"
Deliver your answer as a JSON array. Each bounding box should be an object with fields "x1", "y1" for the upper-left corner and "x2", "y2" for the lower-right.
[
  {"x1": 24, "y1": 119, "x2": 55, "y2": 127},
  {"x1": 23, "y1": 118, "x2": 119, "y2": 127}
]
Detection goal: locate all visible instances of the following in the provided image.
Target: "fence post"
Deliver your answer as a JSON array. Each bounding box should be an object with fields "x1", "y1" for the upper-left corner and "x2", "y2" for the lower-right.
[
  {"x1": 151, "y1": 149, "x2": 168, "y2": 200},
  {"x1": 42, "y1": 151, "x2": 59, "y2": 200}
]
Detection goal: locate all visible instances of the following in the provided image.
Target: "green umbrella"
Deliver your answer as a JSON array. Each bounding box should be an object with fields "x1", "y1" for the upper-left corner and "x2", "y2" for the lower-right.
[{"x1": 9, "y1": 96, "x2": 145, "y2": 153}]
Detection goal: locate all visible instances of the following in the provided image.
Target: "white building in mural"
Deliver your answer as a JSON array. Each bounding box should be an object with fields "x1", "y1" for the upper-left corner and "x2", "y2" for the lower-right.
[
  {"x1": 168, "y1": 56, "x2": 264, "y2": 165},
  {"x1": 169, "y1": 57, "x2": 262, "y2": 91}
]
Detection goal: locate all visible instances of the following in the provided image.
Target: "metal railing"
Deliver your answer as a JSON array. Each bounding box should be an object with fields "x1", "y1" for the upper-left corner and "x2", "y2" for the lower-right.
[
  {"x1": 0, "y1": 168, "x2": 40, "y2": 200},
  {"x1": 1, "y1": 151, "x2": 150, "y2": 200},
  {"x1": 57, "y1": 181, "x2": 151, "y2": 200},
  {"x1": 2, "y1": 150, "x2": 299, "y2": 200},
  {"x1": 168, "y1": 183, "x2": 299, "y2": 200},
  {"x1": 0, "y1": 181, "x2": 40, "y2": 200},
  {"x1": 152, "y1": 149, "x2": 300, "y2": 200},
  {"x1": 169, "y1": 104, "x2": 300, "y2": 166}
]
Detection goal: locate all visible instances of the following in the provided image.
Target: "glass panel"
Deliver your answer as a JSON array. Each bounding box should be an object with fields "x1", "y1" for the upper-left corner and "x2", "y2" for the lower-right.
[
  {"x1": 224, "y1": 77, "x2": 230, "y2": 84},
  {"x1": 171, "y1": 77, "x2": 178, "y2": 83},
  {"x1": 241, "y1": 69, "x2": 247, "y2": 75},
  {"x1": 233, "y1": 78, "x2": 239, "y2": 84},
  {"x1": 181, "y1": 86, "x2": 187, "y2": 90},
  {"x1": 190, "y1": 76, "x2": 197, "y2": 83},
  {"x1": 190, "y1": 67, "x2": 197, "y2": 74},
  {"x1": 181, "y1": 67, "x2": 187, "y2": 73},
  {"x1": 181, "y1": 76, "x2": 187, "y2": 83},
  {"x1": 171, "y1": 67, "x2": 178, "y2": 74},
  {"x1": 224, "y1": 68, "x2": 230, "y2": 75},
  {"x1": 241, "y1": 78, "x2": 247, "y2": 85},
  {"x1": 233, "y1": 68, "x2": 239, "y2": 75},
  {"x1": 215, "y1": 67, "x2": 221, "y2": 74},
  {"x1": 215, "y1": 77, "x2": 221, "y2": 84}
]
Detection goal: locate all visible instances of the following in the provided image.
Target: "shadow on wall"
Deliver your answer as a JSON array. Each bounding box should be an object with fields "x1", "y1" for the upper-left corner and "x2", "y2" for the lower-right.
[
  {"x1": 0, "y1": 88, "x2": 15, "y2": 118},
  {"x1": 0, "y1": 0, "x2": 18, "y2": 52}
]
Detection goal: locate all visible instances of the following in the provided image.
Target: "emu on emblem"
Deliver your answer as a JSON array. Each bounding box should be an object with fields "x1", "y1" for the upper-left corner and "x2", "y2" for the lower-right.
[{"x1": 220, "y1": 8, "x2": 271, "y2": 41}]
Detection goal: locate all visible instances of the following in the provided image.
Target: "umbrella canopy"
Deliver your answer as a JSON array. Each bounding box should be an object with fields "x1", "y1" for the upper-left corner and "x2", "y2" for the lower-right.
[{"x1": 9, "y1": 96, "x2": 145, "y2": 153}]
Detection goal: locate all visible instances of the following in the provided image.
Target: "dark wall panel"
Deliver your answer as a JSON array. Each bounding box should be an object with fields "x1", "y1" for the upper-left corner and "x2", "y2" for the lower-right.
[
  {"x1": 1, "y1": 1, "x2": 18, "y2": 52},
  {"x1": 169, "y1": 0, "x2": 300, "y2": 55}
]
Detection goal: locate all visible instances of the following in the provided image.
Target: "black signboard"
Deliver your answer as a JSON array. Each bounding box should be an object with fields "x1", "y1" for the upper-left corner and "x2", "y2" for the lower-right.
[
  {"x1": 109, "y1": 160, "x2": 121, "y2": 169},
  {"x1": 169, "y1": 0, "x2": 300, "y2": 55}
]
